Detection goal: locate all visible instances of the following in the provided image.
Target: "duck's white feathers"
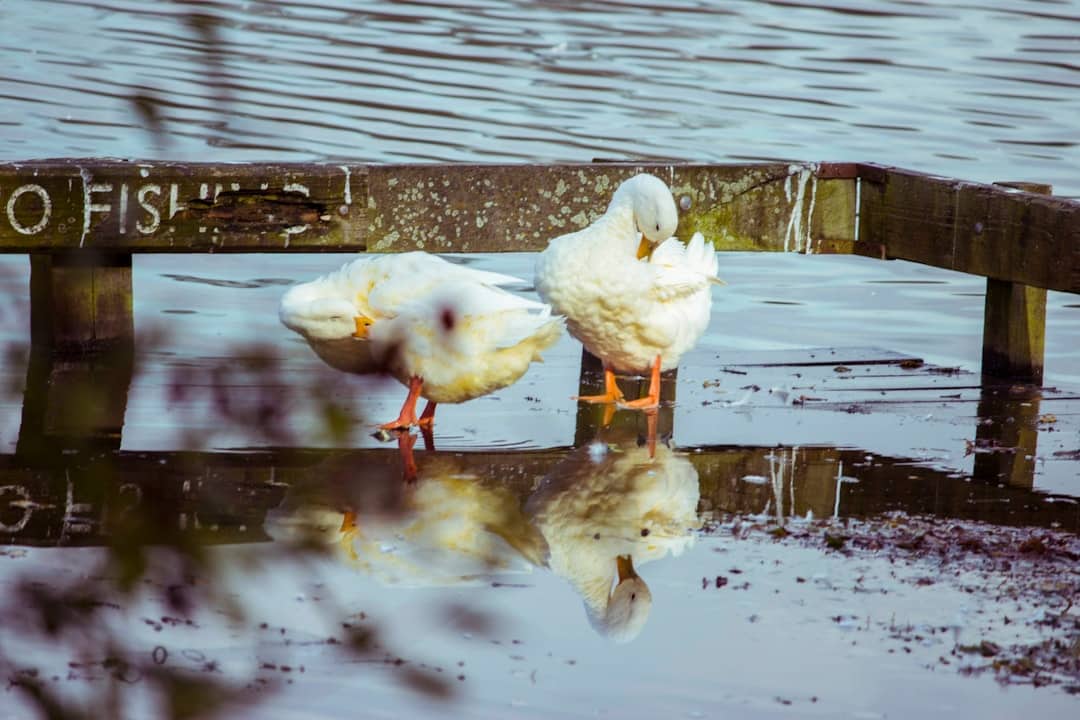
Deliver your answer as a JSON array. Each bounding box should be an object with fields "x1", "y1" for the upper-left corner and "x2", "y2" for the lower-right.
[
  {"x1": 279, "y1": 252, "x2": 529, "y2": 373},
  {"x1": 371, "y1": 281, "x2": 565, "y2": 405},
  {"x1": 536, "y1": 220, "x2": 719, "y2": 373},
  {"x1": 280, "y1": 252, "x2": 525, "y2": 343}
]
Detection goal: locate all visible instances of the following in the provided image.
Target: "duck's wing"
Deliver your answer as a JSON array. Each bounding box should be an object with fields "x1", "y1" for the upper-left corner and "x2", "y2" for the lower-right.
[
  {"x1": 454, "y1": 283, "x2": 564, "y2": 350},
  {"x1": 390, "y1": 280, "x2": 562, "y2": 356},
  {"x1": 362, "y1": 252, "x2": 527, "y2": 317},
  {"x1": 647, "y1": 233, "x2": 721, "y2": 300}
]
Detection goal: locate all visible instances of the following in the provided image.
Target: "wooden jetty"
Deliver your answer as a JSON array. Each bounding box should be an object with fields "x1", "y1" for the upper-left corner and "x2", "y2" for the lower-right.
[
  {"x1": 1, "y1": 160, "x2": 1078, "y2": 547},
  {"x1": 1, "y1": 160, "x2": 1074, "y2": 378}
]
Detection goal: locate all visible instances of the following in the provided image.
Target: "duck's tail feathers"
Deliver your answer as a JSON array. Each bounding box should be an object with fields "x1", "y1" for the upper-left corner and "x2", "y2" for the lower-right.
[
  {"x1": 685, "y1": 232, "x2": 720, "y2": 281},
  {"x1": 648, "y1": 232, "x2": 723, "y2": 298}
]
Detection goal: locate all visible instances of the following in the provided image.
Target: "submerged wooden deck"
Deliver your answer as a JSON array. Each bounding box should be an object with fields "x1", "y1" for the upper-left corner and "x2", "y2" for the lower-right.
[{"x1": 3, "y1": 340, "x2": 1079, "y2": 547}]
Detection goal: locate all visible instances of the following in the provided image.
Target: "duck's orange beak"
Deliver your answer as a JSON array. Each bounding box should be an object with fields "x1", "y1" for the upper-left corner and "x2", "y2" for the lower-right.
[
  {"x1": 353, "y1": 315, "x2": 373, "y2": 338},
  {"x1": 636, "y1": 236, "x2": 651, "y2": 260}
]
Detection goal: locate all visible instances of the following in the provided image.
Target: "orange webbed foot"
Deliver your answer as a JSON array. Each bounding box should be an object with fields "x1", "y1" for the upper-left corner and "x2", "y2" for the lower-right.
[
  {"x1": 617, "y1": 355, "x2": 662, "y2": 411},
  {"x1": 378, "y1": 376, "x2": 425, "y2": 430},
  {"x1": 573, "y1": 367, "x2": 625, "y2": 404}
]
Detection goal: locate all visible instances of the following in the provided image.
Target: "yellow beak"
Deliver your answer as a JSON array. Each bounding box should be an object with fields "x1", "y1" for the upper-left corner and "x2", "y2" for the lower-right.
[
  {"x1": 636, "y1": 236, "x2": 651, "y2": 260},
  {"x1": 353, "y1": 316, "x2": 372, "y2": 338}
]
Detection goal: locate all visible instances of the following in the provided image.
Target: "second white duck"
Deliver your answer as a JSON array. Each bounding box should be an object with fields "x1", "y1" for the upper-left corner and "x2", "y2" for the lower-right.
[{"x1": 534, "y1": 173, "x2": 722, "y2": 410}]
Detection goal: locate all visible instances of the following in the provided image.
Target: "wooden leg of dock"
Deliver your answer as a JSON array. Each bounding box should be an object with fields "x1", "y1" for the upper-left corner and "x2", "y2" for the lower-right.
[
  {"x1": 17, "y1": 252, "x2": 134, "y2": 456},
  {"x1": 980, "y1": 278, "x2": 1047, "y2": 384},
  {"x1": 980, "y1": 182, "x2": 1053, "y2": 385},
  {"x1": 30, "y1": 251, "x2": 134, "y2": 352}
]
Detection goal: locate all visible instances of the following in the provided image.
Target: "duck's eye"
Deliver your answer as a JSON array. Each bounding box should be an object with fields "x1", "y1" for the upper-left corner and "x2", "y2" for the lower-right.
[
  {"x1": 640, "y1": 528, "x2": 650, "y2": 537},
  {"x1": 631, "y1": 593, "x2": 637, "y2": 600},
  {"x1": 655, "y1": 222, "x2": 660, "y2": 232}
]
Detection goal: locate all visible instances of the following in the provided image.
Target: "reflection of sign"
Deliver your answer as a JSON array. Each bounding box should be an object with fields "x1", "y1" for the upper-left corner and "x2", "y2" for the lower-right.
[{"x1": 0, "y1": 467, "x2": 285, "y2": 546}]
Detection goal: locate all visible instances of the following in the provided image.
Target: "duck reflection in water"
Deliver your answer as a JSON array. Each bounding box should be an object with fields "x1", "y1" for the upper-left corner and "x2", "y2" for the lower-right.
[
  {"x1": 268, "y1": 416, "x2": 699, "y2": 642},
  {"x1": 526, "y1": 423, "x2": 701, "y2": 642},
  {"x1": 268, "y1": 436, "x2": 547, "y2": 588}
]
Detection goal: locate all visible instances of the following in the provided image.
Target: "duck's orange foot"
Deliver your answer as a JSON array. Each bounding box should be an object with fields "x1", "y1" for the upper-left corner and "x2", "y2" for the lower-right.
[
  {"x1": 416, "y1": 401, "x2": 437, "y2": 428},
  {"x1": 378, "y1": 417, "x2": 416, "y2": 431},
  {"x1": 618, "y1": 396, "x2": 660, "y2": 411},
  {"x1": 617, "y1": 354, "x2": 662, "y2": 411},
  {"x1": 573, "y1": 367, "x2": 625, "y2": 404},
  {"x1": 379, "y1": 376, "x2": 425, "y2": 430}
]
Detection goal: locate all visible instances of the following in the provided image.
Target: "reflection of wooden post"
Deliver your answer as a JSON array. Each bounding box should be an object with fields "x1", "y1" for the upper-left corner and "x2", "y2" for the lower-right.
[
  {"x1": 17, "y1": 252, "x2": 134, "y2": 456},
  {"x1": 573, "y1": 349, "x2": 676, "y2": 447},
  {"x1": 972, "y1": 386, "x2": 1039, "y2": 489},
  {"x1": 981, "y1": 182, "x2": 1052, "y2": 384}
]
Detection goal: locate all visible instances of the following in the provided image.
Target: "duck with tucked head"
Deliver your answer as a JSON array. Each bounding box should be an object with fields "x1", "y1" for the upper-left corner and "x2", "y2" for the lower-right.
[
  {"x1": 535, "y1": 173, "x2": 722, "y2": 411},
  {"x1": 367, "y1": 280, "x2": 564, "y2": 430},
  {"x1": 280, "y1": 252, "x2": 563, "y2": 430}
]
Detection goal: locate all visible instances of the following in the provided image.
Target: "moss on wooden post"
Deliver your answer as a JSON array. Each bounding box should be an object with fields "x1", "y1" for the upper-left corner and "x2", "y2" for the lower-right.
[{"x1": 980, "y1": 182, "x2": 1053, "y2": 384}]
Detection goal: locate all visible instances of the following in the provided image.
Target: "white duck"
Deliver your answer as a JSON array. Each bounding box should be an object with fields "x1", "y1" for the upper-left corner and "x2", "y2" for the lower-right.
[
  {"x1": 279, "y1": 251, "x2": 527, "y2": 374},
  {"x1": 534, "y1": 173, "x2": 722, "y2": 410},
  {"x1": 279, "y1": 252, "x2": 562, "y2": 429},
  {"x1": 526, "y1": 436, "x2": 701, "y2": 642},
  {"x1": 367, "y1": 280, "x2": 564, "y2": 429}
]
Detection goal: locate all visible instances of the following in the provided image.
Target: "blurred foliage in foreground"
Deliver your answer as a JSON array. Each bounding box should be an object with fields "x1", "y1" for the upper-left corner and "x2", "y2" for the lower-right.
[{"x1": 0, "y1": 325, "x2": 460, "y2": 718}]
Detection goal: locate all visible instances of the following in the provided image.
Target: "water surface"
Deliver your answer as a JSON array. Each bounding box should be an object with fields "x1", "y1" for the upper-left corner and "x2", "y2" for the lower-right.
[{"x1": 1, "y1": 0, "x2": 1078, "y2": 196}]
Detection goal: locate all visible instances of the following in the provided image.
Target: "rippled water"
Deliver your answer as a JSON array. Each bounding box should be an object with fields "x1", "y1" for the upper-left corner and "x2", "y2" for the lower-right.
[
  {"x1": 1, "y1": 0, "x2": 1078, "y2": 196},
  {"x1": 2, "y1": 3, "x2": 1080, "y2": 718}
]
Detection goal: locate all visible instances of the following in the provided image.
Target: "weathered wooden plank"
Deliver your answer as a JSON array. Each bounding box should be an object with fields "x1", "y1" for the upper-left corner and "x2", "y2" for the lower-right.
[
  {"x1": 363, "y1": 162, "x2": 838, "y2": 252},
  {"x1": 854, "y1": 164, "x2": 1080, "y2": 293},
  {"x1": 1, "y1": 161, "x2": 855, "y2": 254},
  {"x1": 0, "y1": 160, "x2": 366, "y2": 252}
]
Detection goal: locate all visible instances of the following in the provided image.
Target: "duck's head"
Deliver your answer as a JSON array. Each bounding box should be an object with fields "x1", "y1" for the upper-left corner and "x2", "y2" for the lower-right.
[
  {"x1": 279, "y1": 285, "x2": 366, "y2": 342},
  {"x1": 592, "y1": 554, "x2": 653, "y2": 643},
  {"x1": 610, "y1": 173, "x2": 679, "y2": 248}
]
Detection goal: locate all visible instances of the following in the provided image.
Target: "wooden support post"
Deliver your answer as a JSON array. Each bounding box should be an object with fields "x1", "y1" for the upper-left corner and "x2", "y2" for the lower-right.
[
  {"x1": 30, "y1": 251, "x2": 134, "y2": 353},
  {"x1": 18, "y1": 252, "x2": 135, "y2": 456},
  {"x1": 981, "y1": 278, "x2": 1047, "y2": 383},
  {"x1": 980, "y1": 182, "x2": 1053, "y2": 384}
]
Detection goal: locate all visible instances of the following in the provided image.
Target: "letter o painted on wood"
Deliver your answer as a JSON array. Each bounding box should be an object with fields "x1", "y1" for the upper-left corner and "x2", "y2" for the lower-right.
[{"x1": 6, "y1": 183, "x2": 52, "y2": 235}]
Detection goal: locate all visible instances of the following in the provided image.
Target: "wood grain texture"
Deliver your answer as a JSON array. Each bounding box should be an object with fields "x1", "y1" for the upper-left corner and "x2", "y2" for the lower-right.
[
  {"x1": 1, "y1": 161, "x2": 853, "y2": 254},
  {"x1": 854, "y1": 164, "x2": 1079, "y2": 293}
]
